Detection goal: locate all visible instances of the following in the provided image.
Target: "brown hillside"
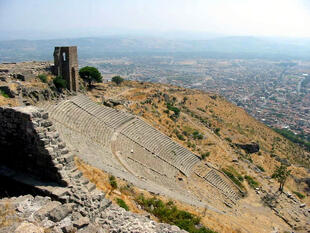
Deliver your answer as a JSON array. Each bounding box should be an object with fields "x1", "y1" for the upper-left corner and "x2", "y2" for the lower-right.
[
  {"x1": 88, "y1": 81, "x2": 310, "y2": 205},
  {"x1": 1, "y1": 62, "x2": 309, "y2": 232}
]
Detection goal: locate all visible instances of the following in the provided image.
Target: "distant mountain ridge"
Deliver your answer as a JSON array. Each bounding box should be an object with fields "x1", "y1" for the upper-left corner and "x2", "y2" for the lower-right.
[{"x1": 1, "y1": 36, "x2": 310, "y2": 62}]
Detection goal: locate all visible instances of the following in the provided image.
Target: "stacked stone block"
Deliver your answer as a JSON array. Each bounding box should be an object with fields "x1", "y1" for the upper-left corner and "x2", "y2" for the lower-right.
[
  {"x1": 0, "y1": 106, "x2": 189, "y2": 232},
  {"x1": 0, "y1": 106, "x2": 65, "y2": 184},
  {"x1": 53, "y1": 46, "x2": 79, "y2": 91}
]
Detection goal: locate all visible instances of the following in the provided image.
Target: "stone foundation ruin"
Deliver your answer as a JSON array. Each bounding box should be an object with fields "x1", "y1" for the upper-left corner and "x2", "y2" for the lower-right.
[{"x1": 0, "y1": 105, "x2": 188, "y2": 233}]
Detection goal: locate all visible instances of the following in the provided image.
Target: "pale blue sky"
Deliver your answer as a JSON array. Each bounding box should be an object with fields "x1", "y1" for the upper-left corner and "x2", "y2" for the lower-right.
[{"x1": 0, "y1": 0, "x2": 309, "y2": 39}]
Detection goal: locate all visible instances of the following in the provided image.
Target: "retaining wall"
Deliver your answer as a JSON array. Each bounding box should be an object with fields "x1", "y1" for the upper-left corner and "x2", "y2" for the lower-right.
[{"x1": 0, "y1": 106, "x2": 65, "y2": 184}]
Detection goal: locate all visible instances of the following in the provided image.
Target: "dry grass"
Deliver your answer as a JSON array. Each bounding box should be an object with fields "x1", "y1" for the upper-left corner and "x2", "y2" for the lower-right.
[
  {"x1": 75, "y1": 157, "x2": 144, "y2": 214},
  {"x1": 0, "y1": 202, "x2": 20, "y2": 228},
  {"x1": 75, "y1": 157, "x2": 246, "y2": 233},
  {"x1": 87, "y1": 80, "x2": 310, "y2": 204},
  {"x1": 82, "y1": 81, "x2": 310, "y2": 232},
  {"x1": 0, "y1": 96, "x2": 19, "y2": 107}
]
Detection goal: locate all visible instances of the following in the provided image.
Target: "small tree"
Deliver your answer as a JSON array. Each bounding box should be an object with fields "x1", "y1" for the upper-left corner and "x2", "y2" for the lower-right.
[
  {"x1": 79, "y1": 66, "x2": 102, "y2": 88},
  {"x1": 111, "y1": 75, "x2": 124, "y2": 85},
  {"x1": 53, "y1": 76, "x2": 67, "y2": 89},
  {"x1": 272, "y1": 164, "x2": 291, "y2": 192},
  {"x1": 109, "y1": 175, "x2": 117, "y2": 189}
]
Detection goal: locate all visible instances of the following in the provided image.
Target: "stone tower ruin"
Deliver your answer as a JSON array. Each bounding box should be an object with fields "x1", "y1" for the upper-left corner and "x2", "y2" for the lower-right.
[{"x1": 53, "y1": 46, "x2": 79, "y2": 91}]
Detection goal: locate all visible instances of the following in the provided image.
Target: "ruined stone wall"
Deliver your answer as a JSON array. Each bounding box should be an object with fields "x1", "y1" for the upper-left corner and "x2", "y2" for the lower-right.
[
  {"x1": 53, "y1": 46, "x2": 79, "y2": 91},
  {"x1": 0, "y1": 106, "x2": 65, "y2": 184},
  {"x1": 0, "y1": 106, "x2": 189, "y2": 233}
]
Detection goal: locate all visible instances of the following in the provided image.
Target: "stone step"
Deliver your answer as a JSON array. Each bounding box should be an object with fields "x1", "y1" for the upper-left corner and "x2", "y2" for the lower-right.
[
  {"x1": 62, "y1": 153, "x2": 75, "y2": 163},
  {"x1": 71, "y1": 170, "x2": 83, "y2": 179},
  {"x1": 51, "y1": 187, "x2": 71, "y2": 198},
  {"x1": 86, "y1": 182, "x2": 96, "y2": 192}
]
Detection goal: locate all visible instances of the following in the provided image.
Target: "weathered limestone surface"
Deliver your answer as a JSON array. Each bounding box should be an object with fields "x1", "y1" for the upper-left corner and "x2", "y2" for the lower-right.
[
  {"x1": 0, "y1": 61, "x2": 52, "y2": 82},
  {"x1": 259, "y1": 189, "x2": 310, "y2": 232},
  {"x1": 0, "y1": 106, "x2": 189, "y2": 233},
  {"x1": 0, "y1": 106, "x2": 65, "y2": 183},
  {"x1": 0, "y1": 194, "x2": 188, "y2": 233},
  {"x1": 40, "y1": 95, "x2": 207, "y2": 207}
]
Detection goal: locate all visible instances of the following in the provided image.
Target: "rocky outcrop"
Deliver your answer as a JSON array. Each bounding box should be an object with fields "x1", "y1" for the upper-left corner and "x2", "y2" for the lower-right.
[
  {"x1": 0, "y1": 194, "x2": 188, "y2": 233},
  {"x1": 260, "y1": 190, "x2": 310, "y2": 232},
  {"x1": 235, "y1": 143, "x2": 260, "y2": 154},
  {"x1": 0, "y1": 85, "x2": 17, "y2": 98},
  {"x1": 102, "y1": 97, "x2": 125, "y2": 107},
  {"x1": 0, "y1": 61, "x2": 52, "y2": 82}
]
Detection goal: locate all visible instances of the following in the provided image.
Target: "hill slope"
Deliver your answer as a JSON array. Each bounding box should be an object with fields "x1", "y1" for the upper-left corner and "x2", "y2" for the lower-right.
[
  {"x1": 86, "y1": 81, "x2": 310, "y2": 232},
  {"x1": 0, "y1": 62, "x2": 309, "y2": 232}
]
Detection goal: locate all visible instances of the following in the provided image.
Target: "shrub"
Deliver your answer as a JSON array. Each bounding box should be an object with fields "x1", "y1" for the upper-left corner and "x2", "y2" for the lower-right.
[
  {"x1": 166, "y1": 103, "x2": 180, "y2": 118},
  {"x1": 120, "y1": 184, "x2": 134, "y2": 195},
  {"x1": 109, "y1": 175, "x2": 117, "y2": 189},
  {"x1": 116, "y1": 198, "x2": 129, "y2": 211},
  {"x1": 214, "y1": 128, "x2": 220, "y2": 136},
  {"x1": 244, "y1": 175, "x2": 259, "y2": 189},
  {"x1": 0, "y1": 90, "x2": 9, "y2": 98},
  {"x1": 111, "y1": 75, "x2": 124, "y2": 85},
  {"x1": 193, "y1": 131, "x2": 203, "y2": 140},
  {"x1": 257, "y1": 165, "x2": 265, "y2": 172},
  {"x1": 177, "y1": 133, "x2": 185, "y2": 141},
  {"x1": 201, "y1": 152, "x2": 210, "y2": 160},
  {"x1": 53, "y1": 76, "x2": 67, "y2": 89},
  {"x1": 222, "y1": 169, "x2": 245, "y2": 190},
  {"x1": 135, "y1": 195, "x2": 217, "y2": 233},
  {"x1": 197, "y1": 107, "x2": 206, "y2": 112},
  {"x1": 225, "y1": 137, "x2": 232, "y2": 143},
  {"x1": 38, "y1": 74, "x2": 47, "y2": 83},
  {"x1": 293, "y1": 191, "x2": 305, "y2": 199}
]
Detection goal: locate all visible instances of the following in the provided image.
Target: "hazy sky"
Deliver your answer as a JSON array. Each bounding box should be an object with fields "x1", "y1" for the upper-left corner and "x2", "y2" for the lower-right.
[{"x1": 0, "y1": 0, "x2": 309, "y2": 39}]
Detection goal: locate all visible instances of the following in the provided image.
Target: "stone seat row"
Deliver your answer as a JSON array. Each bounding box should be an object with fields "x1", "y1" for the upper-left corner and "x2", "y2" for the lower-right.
[
  {"x1": 58, "y1": 102, "x2": 113, "y2": 146},
  {"x1": 43, "y1": 101, "x2": 113, "y2": 147},
  {"x1": 43, "y1": 95, "x2": 199, "y2": 177},
  {"x1": 41, "y1": 101, "x2": 124, "y2": 171},
  {"x1": 121, "y1": 119, "x2": 200, "y2": 176},
  {"x1": 204, "y1": 170, "x2": 240, "y2": 201},
  {"x1": 52, "y1": 120, "x2": 124, "y2": 171},
  {"x1": 70, "y1": 95, "x2": 134, "y2": 129},
  {"x1": 114, "y1": 134, "x2": 177, "y2": 178},
  {"x1": 205, "y1": 172, "x2": 239, "y2": 201},
  {"x1": 125, "y1": 157, "x2": 183, "y2": 191},
  {"x1": 120, "y1": 145, "x2": 185, "y2": 192},
  {"x1": 69, "y1": 96, "x2": 200, "y2": 176}
]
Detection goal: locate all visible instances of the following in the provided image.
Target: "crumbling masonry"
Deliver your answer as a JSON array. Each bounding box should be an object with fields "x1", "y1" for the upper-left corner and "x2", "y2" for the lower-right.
[{"x1": 53, "y1": 46, "x2": 79, "y2": 91}]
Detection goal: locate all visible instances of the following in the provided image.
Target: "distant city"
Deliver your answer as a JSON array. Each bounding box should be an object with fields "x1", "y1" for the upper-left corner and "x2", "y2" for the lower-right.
[
  {"x1": 1, "y1": 37, "x2": 310, "y2": 138},
  {"x1": 81, "y1": 56, "x2": 310, "y2": 137}
]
